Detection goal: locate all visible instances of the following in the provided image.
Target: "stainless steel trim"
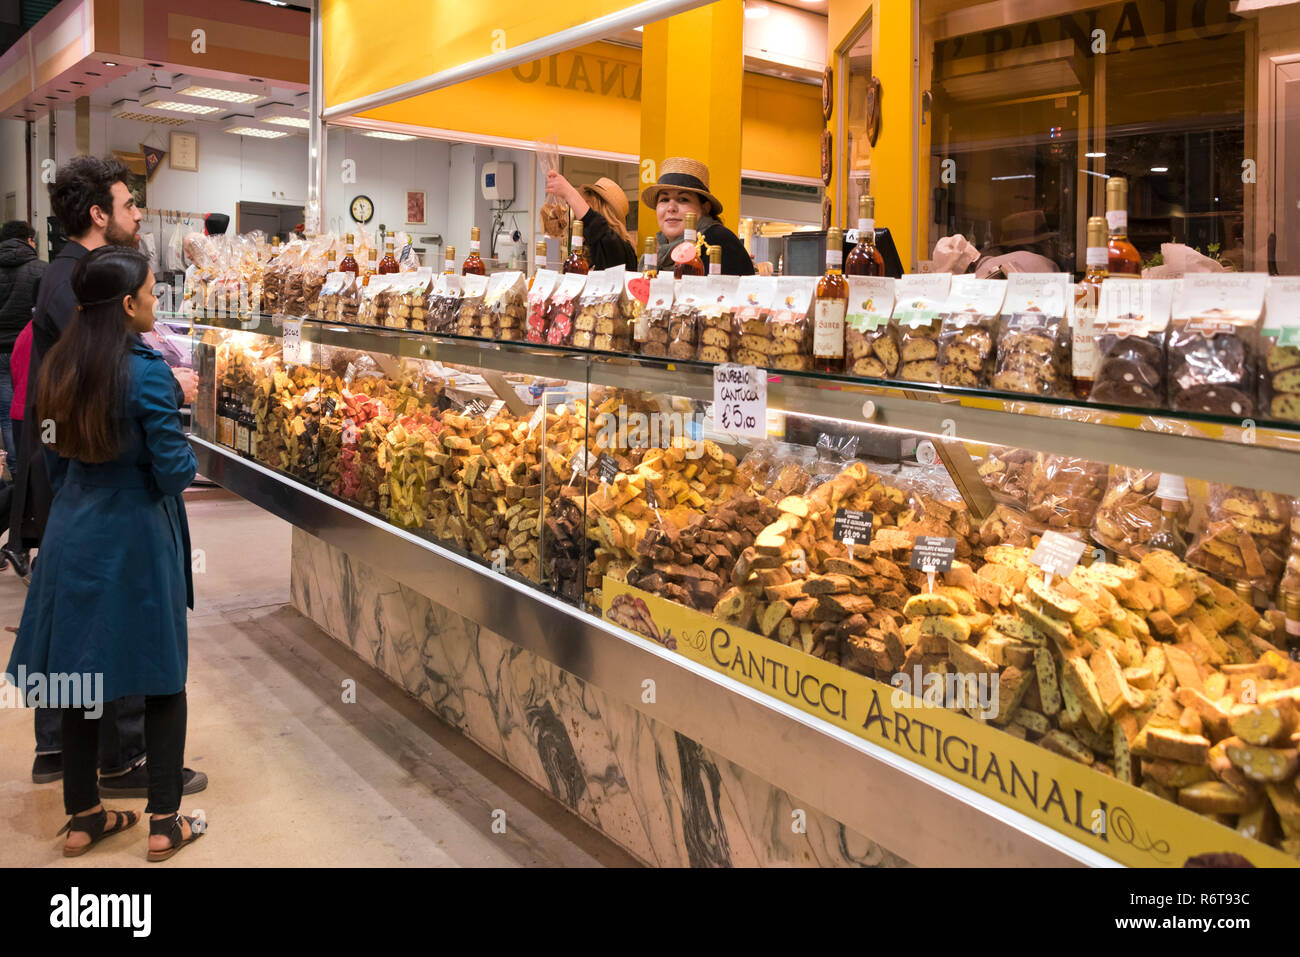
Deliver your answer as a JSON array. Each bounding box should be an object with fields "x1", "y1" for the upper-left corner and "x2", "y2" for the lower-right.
[
  {"x1": 308, "y1": 0, "x2": 326, "y2": 228},
  {"x1": 192, "y1": 435, "x2": 1110, "y2": 867},
  {"x1": 321, "y1": 0, "x2": 713, "y2": 121}
]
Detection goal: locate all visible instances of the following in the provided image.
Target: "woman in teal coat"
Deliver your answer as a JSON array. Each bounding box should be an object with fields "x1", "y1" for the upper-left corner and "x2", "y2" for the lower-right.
[{"x1": 6, "y1": 245, "x2": 207, "y2": 861}]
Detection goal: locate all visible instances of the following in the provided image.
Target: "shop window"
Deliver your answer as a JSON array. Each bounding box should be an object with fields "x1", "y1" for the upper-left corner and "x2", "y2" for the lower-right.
[{"x1": 838, "y1": 13, "x2": 873, "y2": 222}]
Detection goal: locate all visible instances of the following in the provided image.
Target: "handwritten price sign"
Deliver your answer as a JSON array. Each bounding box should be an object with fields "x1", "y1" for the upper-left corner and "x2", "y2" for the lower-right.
[{"x1": 713, "y1": 364, "x2": 766, "y2": 438}]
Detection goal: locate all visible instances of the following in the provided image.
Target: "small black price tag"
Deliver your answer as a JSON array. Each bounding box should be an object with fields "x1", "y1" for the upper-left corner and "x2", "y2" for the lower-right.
[
  {"x1": 910, "y1": 536, "x2": 957, "y2": 573},
  {"x1": 597, "y1": 453, "x2": 619, "y2": 485},
  {"x1": 461, "y1": 398, "x2": 489, "y2": 417},
  {"x1": 833, "y1": 509, "x2": 873, "y2": 545}
]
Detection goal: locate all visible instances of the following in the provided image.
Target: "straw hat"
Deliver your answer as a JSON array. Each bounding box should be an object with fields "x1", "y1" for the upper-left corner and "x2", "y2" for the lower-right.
[
  {"x1": 581, "y1": 176, "x2": 630, "y2": 223},
  {"x1": 640, "y1": 157, "x2": 723, "y2": 216}
]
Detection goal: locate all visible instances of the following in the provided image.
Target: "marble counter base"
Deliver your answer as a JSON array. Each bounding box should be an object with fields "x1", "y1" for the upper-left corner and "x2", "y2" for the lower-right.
[{"x1": 290, "y1": 527, "x2": 909, "y2": 868}]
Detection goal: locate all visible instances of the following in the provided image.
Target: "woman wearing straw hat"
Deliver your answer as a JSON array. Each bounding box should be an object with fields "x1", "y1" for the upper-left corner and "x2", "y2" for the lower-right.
[
  {"x1": 545, "y1": 171, "x2": 638, "y2": 271},
  {"x1": 642, "y1": 157, "x2": 754, "y2": 277}
]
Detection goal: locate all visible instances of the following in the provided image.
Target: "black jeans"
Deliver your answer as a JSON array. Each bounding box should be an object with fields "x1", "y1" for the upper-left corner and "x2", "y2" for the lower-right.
[
  {"x1": 62, "y1": 691, "x2": 187, "y2": 816},
  {"x1": 36, "y1": 696, "x2": 146, "y2": 775}
]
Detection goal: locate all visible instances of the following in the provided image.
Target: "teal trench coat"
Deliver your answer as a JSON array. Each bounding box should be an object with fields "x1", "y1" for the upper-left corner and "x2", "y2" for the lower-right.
[{"x1": 7, "y1": 337, "x2": 197, "y2": 703}]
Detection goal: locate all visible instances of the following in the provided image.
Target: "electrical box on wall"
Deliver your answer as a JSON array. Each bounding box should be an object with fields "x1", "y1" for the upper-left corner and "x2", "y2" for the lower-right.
[{"x1": 481, "y1": 162, "x2": 514, "y2": 201}]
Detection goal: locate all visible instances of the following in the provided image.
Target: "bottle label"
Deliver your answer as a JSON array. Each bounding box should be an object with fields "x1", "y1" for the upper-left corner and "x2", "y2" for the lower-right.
[
  {"x1": 573, "y1": 238, "x2": 583, "y2": 250},
  {"x1": 444, "y1": 260, "x2": 454, "y2": 272},
  {"x1": 684, "y1": 229, "x2": 697, "y2": 244},
  {"x1": 634, "y1": 313, "x2": 649, "y2": 342},
  {"x1": 670, "y1": 243, "x2": 697, "y2": 266},
  {"x1": 826, "y1": 250, "x2": 843, "y2": 268},
  {"x1": 858, "y1": 219, "x2": 874, "y2": 235},
  {"x1": 1086, "y1": 246, "x2": 1107, "y2": 267},
  {"x1": 1287, "y1": 617, "x2": 1300, "y2": 638},
  {"x1": 710, "y1": 264, "x2": 722, "y2": 276},
  {"x1": 643, "y1": 255, "x2": 655, "y2": 271},
  {"x1": 1106, "y1": 210, "x2": 1127, "y2": 232},
  {"x1": 471, "y1": 240, "x2": 481, "y2": 252},
  {"x1": 812, "y1": 299, "x2": 846, "y2": 357}
]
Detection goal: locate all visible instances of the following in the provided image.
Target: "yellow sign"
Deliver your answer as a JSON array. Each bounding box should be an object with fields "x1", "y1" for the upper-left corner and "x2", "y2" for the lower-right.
[{"x1": 602, "y1": 579, "x2": 1299, "y2": 868}]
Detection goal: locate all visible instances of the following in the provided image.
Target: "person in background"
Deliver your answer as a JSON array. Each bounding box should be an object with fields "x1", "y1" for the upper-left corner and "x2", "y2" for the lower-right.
[
  {"x1": 544, "y1": 171, "x2": 637, "y2": 271},
  {"x1": 1, "y1": 319, "x2": 33, "y2": 576},
  {"x1": 19, "y1": 155, "x2": 204, "y2": 797},
  {"x1": 7, "y1": 246, "x2": 206, "y2": 860},
  {"x1": 641, "y1": 157, "x2": 754, "y2": 277},
  {"x1": 0, "y1": 221, "x2": 45, "y2": 470}
]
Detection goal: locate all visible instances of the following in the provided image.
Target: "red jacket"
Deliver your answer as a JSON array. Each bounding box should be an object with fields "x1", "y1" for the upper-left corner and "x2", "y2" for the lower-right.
[{"x1": 11, "y1": 320, "x2": 31, "y2": 422}]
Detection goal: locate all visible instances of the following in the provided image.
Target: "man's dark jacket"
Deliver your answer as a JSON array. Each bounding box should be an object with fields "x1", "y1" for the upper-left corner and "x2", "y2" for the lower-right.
[{"x1": 0, "y1": 238, "x2": 46, "y2": 352}]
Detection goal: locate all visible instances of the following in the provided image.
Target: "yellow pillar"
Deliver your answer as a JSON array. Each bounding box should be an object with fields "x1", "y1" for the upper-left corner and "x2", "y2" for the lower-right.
[{"x1": 639, "y1": 1, "x2": 744, "y2": 236}]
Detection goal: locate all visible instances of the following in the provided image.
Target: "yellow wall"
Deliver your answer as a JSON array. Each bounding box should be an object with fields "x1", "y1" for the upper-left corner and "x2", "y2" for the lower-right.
[
  {"x1": 741, "y1": 72, "x2": 822, "y2": 180},
  {"x1": 827, "y1": 0, "x2": 925, "y2": 267}
]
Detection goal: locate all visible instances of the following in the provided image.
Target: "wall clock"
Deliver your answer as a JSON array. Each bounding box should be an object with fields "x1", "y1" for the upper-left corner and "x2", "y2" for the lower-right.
[{"x1": 350, "y1": 195, "x2": 375, "y2": 224}]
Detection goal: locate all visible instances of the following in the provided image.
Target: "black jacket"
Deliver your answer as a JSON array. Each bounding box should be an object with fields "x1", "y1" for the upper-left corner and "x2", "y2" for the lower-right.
[
  {"x1": 581, "y1": 209, "x2": 637, "y2": 271},
  {"x1": 0, "y1": 239, "x2": 47, "y2": 353},
  {"x1": 703, "y1": 222, "x2": 755, "y2": 277}
]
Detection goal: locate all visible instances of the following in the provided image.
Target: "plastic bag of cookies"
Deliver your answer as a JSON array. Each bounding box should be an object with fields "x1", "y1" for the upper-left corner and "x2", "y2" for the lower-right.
[
  {"x1": 456, "y1": 273, "x2": 490, "y2": 338},
  {"x1": 525, "y1": 269, "x2": 559, "y2": 343},
  {"x1": 639, "y1": 275, "x2": 675, "y2": 357},
  {"x1": 844, "y1": 276, "x2": 897, "y2": 379},
  {"x1": 732, "y1": 276, "x2": 778, "y2": 368},
  {"x1": 1187, "y1": 484, "x2": 1290, "y2": 592},
  {"x1": 573, "y1": 268, "x2": 626, "y2": 351},
  {"x1": 1025, "y1": 453, "x2": 1107, "y2": 536},
  {"x1": 485, "y1": 270, "x2": 527, "y2": 341},
  {"x1": 1090, "y1": 278, "x2": 1175, "y2": 408},
  {"x1": 937, "y1": 275, "x2": 1006, "y2": 389},
  {"x1": 1167, "y1": 273, "x2": 1268, "y2": 417},
  {"x1": 976, "y1": 445, "x2": 1034, "y2": 504},
  {"x1": 697, "y1": 274, "x2": 740, "y2": 364},
  {"x1": 1261, "y1": 277, "x2": 1300, "y2": 423},
  {"x1": 621, "y1": 272, "x2": 650, "y2": 351},
  {"x1": 994, "y1": 273, "x2": 1072, "y2": 396},
  {"x1": 357, "y1": 274, "x2": 394, "y2": 327},
  {"x1": 427, "y1": 273, "x2": 462, "y2": 334},
  {"x1": 667, "y1": 274, "x2": 707, "y2": 360},
  {"x1": 389, "y1": 270, "x2": 432, "y2": 331},
  {"x1": 1089, "y1": 466, "x2": 1161, "y2": 558},
  {"x1": 764, "y1": 276, "x2": 817, "y2": 371},
  {"x1": 317, "y1": 270, "x2": 350, "y2": 321},
  {"x1": 891, "y1": 273, "x2": 952, "y2": 384},
  {"x1": 544, "y1": 272, "x2": 586, "y2": 346}
]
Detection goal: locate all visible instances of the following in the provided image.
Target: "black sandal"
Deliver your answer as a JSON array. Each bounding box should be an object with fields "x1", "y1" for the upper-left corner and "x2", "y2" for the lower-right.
[
  {"x1": 58, "y1": 807, "x2": 139, "y2": 858},
  {"x1": 147, "y1": 812, "x2": 207, "y2": 862}
]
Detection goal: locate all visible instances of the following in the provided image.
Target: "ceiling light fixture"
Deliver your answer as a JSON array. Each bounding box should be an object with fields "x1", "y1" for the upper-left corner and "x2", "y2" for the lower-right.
[
  {"x1": 1084, "y1": 151, "x2": 1106, "y2": 158},
  {"x1": 991, "y1": 174, "x2": 1035, "y2": 181},
  {"x1": 744, "y1": 3, "x2": 770, "y2": 18},
  {"x1": 1150, "y1": 166, "x2": 1169, "y2": 173},
  {"x1": 223, "y1": 115, "x2": 289, "y2": 138},
  {"x1": 255, "y1": 102, "x2": 309, "y2": 129},
  {"x1": 103, "y1": 61, "x2": 118, "y2": 67},
  {"x1": 173, "y1": 76, "x2": 265, "y2": 104},
  {"x1": 112, "y1": 100, "x2": 189, "y2": 126},
  {"x1": 361, "y1": 130, "x2": 417, "y2": 141}
]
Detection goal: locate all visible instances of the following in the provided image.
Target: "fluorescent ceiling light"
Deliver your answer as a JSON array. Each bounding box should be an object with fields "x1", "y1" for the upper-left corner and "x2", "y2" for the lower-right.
[
  {"x1": 139, "y1": 87, "x2": 222, "y2": 115},
  {"x1": 991, "y1": 174, "x2": 1035, "y2": 181},
  {"x1": 225, "y1": 125, "x2": 290, "y2": 139},
  {"x1": 111, "y1": 100, "x2": 190, "y2": 126},
  {"x1": 1084, "y1": 151, "x2": 1106, "y2": 158},
  {"x1": 1150, "y1": 166, "x2": 1169, "y2": 173},
  {"x1": 362, "y1": 130, "x2": 417, "y2": 141},
  {"x1": 103, "y1": 61, "x2": 118, "y2": 67},
  {"x1": 255, "y1": 102, "x2": 309, "y2": 128},
  {"x1": 173, "y1": 76, "x2": 265, "y2": 104},
  {"x1": 264, "y1": 115, "x2": 311, "y2": 128}
]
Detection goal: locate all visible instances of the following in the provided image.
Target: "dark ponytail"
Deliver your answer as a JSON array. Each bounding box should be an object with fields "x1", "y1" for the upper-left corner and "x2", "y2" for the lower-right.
[{"x1": 38, "y1": 245, "x2": 147, "y2": 462}]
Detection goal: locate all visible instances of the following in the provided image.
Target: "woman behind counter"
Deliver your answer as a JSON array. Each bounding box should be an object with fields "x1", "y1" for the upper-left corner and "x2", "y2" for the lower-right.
[
  {"x1": 544, "y1": 171, "x2": 638, "y2": 271},
  {"x1": 642, "y1": 157, "x2": 754, "y2": 277}
]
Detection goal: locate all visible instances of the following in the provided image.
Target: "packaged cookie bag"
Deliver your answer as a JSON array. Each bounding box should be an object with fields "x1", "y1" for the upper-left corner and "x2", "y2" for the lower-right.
[
  {"x1": 456, "y1": 273, "x2": 490, "y2": 337},
  {"x1": 592, "y1": 267, "x2": 633, "y2": 352},
  {"x1": 485, "y1": 270, "x2": 527, "y2": 341},
  {"x1": 732, "y1": 276, "x2": 777, "y2": 367},
  {"x1": 667, "y1": 274, "x2": 707, "y2": 360},
  {"x1": 427, "y1": 273, "x2": 462, "y2": 334},
  {"x1": 638, "y1": 275, "x2": 675, "y2": 357},
  {"x1": 544, "y1": 272, "x2": 586, "y2": 346},
  {"x1": 525, "y1": 269, "x2": 559, "y2": 343},
  {"x1": 994, "y1": 272, "x2": 1072, "y2": 396},
  {"x1": 573, "y1": 268, "x2": 623, "y2": 350},
  {"x1": 1025, "y1": 453, "x2": 1107, "y2": 537},
  {"x1": 316, "y1": 270, "x2": 353, "y2": 322},
  {"x1": 1187, "y1": 485, "x2": 1290, "y2": 592},
  {"x1": 844, "y1": 276, "x2": 896, "y2": 378},
  {"x1": 937, "y1": 275, "x2": 1006, "y2": 388},
  {"x1": 764, "y1": 276, "x2": 817, "y2": 371},
  {"x1": 1090, "y1": 278, "x2": 1175, "y2": 408},
  {"x1": 357, "y1": 274, "x2": 394, "y2": 327},
  {"x1": 621, "y1": 272, "x2": 649, "y2": 352},
  {"x1": 389, "y1": 270, "x2": 433, "y2": 330},
  {"x1": 1262, "y1": 277, "x2": 1300, "y2": 423},
  {"x1": 1090, "y1": 466, "x2": 1162, "y2": 558},
  {"x1": 1168, "y1": 273, "x2": 1268, "y2": 417},
  {"x1": 892, "y1": 273, "x2": 952, "y2": 383},
  {"x1": 697, "y1": 274, "x2": 739, "y2": 363}
]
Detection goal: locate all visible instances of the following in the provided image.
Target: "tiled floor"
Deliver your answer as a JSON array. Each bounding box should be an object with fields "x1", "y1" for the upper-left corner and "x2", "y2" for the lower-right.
[{"x1": 0, "y1": 495, "x2": 639, "y2": 867}]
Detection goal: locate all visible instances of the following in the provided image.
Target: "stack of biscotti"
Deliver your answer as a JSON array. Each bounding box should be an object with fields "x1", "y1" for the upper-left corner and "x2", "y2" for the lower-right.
[
  {"x1": 1090, "y1": 467, "x2": 1162, "y2": 559},
  {"x1": 1187, "y1": 486, "x2": 1290, "y2": 592},
  {"x1": 383, "y1": 408, "x2": 443, "y2": 530},
  {"x1": 1025, "y1": 454, "x2": 1107, "y2": 537},
  {"x1": 977, "y1": 445, "x2": 1035, "y2": 504},
  {"x1": 544, "y1": 486, "x2": 589, "y2": 602}
]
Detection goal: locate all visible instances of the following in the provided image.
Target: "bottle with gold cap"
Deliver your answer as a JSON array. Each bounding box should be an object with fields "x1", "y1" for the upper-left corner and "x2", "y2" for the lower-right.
[
  {"x1": 564, "y1": 220, "x2": 590, "y2": 275},
  {"x1": 463, "y1": 227, "x2": 486, "y2": 276},
  {"x1": 363, "y1": 246, "x2": 378, "y2": 286},
  {"x1": 642, "y1": 236, "x2": 658, "y2": 278},
  {"x1": 1072, "y1": 214, "x2": 1109, "y2": 397},
  {"x1": 813, "y1": 226, "x2": 848, "y2": 374},
  {"x1": 443, "y1": 245, "x2": 456, "y2": 276},
  {"x1": 1105, "y1": 176, "x2": 1141, "y2": 277},
  {"x1": 707, "y1": 245, "x2": 722, "y2": 276},
  {"x1": 672, "y1": 212, "x2": 705, "y2": 278},
  {"x1": 530, "y1": 239, "x2": 548, "y2": 290},
  {"x1": 845, "y1": 195, "x2": 884, "y2": 276},
  {"x1": 339, "y1": 233, "x2": 358, "y2": 275},
  {"x1": 378, "y1": 232, "x2": 399, "y2": 275}
]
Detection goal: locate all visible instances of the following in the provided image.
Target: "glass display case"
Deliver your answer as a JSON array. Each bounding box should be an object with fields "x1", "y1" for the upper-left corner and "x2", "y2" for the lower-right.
[{"x1": 188, "y1": 300, "x2": 1300, "y2": 867}]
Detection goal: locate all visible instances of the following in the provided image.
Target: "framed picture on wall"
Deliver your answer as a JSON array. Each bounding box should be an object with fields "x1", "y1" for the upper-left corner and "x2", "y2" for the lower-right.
[
  {"x1": 406, "y1": 191, "x2": 426, "y2": 225},
  {"x1": 170, "y1": 132, "x2": 199, "y2": 172}
]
